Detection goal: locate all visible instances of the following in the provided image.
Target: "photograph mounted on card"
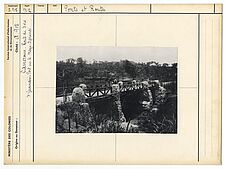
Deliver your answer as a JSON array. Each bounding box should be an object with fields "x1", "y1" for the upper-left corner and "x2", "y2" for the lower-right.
[{"x1": 4, "y1": 4, "x2": 222, "y2": 164}]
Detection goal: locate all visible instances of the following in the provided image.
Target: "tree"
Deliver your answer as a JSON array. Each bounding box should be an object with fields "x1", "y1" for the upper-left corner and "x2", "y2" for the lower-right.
[
  {"x1": 123, "y1": 60, "x2": 137, "y2": 78},
  {"x1": 162, "y1": 63, "x2": 169, "y2": 67},
  {"x1": 172, "y1": 63, "x2": 177, "y2": 68},
  {"x1": 76, "y1": 57, "x2": 86, "y2": 67},
  {"x1": 66, "y1": 58, "x2": 76, "y2": 64}
]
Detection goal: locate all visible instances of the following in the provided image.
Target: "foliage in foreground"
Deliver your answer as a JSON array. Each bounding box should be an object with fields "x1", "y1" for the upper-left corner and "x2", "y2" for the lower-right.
[{"x1": 56, "y1": 91, "x2": 177, "y2": 133}]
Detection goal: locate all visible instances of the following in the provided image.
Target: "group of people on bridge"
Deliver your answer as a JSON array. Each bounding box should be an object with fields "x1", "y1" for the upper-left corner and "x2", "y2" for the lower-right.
[
  {"x1": 56, "y1": 78, "x2": 168, "y2": 132},
  {"x1": 70, "y1": 79, "x2": 166, "y2": 106}
]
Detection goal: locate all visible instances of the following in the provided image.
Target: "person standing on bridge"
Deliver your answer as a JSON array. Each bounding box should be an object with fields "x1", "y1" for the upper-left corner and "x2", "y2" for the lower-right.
[
  {"x1": 118, "y1": 81, "x2": 123, "y2": 90},
  {"x1": 79, "y1": 83, "x2": 87, "y2": 90},
  {"x1": 111, "y1": 79, "x2": 126, "y2": 124},
  {"x1": 71, "y1": 85, "x2": 96, "y2": 132},
  {"x1": 112, "y1": 79, "x2": 120, "y2": 93},
  {"x1": 149, "y1": 82, "x2": 159, "y2": 105},
  {"x1": 72, "y1": 86, "x2": 86, "y2": 103},
  {"x1": 141, "y1": 81, "x2": 153, "y2": 110}
]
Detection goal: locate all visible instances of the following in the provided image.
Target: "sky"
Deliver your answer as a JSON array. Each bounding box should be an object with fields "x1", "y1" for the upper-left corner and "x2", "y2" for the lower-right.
[{"x1": 57, "y1": 46, "x2": 177, "y2": 64}]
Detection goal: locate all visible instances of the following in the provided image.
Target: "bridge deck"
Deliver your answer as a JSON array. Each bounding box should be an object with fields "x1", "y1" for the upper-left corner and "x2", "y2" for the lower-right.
[{"x1": 56, "y1": 83, "x2": 146, "y2": 105}]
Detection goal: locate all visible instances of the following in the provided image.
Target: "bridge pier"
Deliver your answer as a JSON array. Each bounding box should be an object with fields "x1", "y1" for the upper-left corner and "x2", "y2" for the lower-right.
[{"x1": 112, "y1": 84, "x2": 126, "y2": 124}]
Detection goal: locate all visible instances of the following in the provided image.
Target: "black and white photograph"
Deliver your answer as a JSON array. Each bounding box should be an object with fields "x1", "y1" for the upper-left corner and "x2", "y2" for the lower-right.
[{"x1": 56, "y1": 47, "x2": 177, "y2": 133}]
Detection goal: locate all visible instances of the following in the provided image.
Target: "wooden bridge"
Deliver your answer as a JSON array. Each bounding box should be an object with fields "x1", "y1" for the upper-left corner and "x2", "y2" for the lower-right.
[
  {"x1": 56, "y1": 83, "x2": 146, "y2": 99},
  {"x1": 56, "y1": 81, "x2": 176, "y2": 104}
]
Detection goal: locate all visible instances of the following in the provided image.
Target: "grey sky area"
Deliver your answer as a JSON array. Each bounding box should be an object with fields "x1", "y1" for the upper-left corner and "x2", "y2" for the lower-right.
[{"x1": 57, "y1": 46, "x2": 177, "y2": 64}]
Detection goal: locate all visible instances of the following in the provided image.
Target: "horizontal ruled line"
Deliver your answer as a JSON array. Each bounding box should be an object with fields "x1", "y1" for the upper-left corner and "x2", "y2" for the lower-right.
[{"x1": 5, "y1": 12, "x2": 223, "y2": 15}]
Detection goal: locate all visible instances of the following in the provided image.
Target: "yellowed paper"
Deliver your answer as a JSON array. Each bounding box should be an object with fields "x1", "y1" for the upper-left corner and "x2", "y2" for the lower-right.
[{"x1": 4, "y1": 4, "x2": 222, "y2": 164}]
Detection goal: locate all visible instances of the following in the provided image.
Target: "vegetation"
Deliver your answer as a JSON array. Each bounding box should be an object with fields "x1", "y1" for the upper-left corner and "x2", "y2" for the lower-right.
[
  {"x1": 56, "y1": 57, "x2": 177, "y2": 94},
  {"x1": 56, "y1": 57, "x2": 177, "y2": 133}
]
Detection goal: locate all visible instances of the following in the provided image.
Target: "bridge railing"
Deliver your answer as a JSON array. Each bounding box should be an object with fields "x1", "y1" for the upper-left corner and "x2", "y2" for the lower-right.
[
  {"x1": 56, "y1": 85, "x2": 113, "y2": 98},
  {"x1": 84, "y1": 86, "x2": 112, "y2": 97},
  {"x1": 56, "y1": 81, "x2": 177, "y2": 100},
  {"x1": 120, "y1": 83, "x2": 144, "y2": 92},
  {"x1": 56, "y1": 83, "x2": 146, "y2": 98}
]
